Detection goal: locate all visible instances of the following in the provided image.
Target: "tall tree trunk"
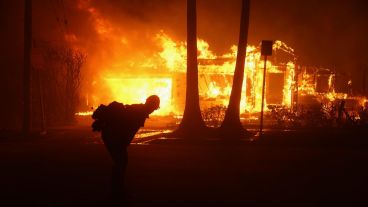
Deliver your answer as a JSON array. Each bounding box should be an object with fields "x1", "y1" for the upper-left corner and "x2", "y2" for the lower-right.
[
  {"x1": 171, "y1": 0, "x2": 207, "y2": 138},
  {"x1": 23, "y1": 0, "x2": 32, "y2": 135},
  {"x1": 219, "y1": 0, "x2": 251, "y2": 138}
]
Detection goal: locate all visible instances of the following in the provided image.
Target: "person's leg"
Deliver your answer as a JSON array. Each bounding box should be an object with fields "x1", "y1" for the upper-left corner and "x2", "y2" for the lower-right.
[
  {"x1": 111, "y1": 147, "x2": 128, "y2": 202},
  {"x1": 101, "y1": 134, "x2": 129, "y2": 202}
]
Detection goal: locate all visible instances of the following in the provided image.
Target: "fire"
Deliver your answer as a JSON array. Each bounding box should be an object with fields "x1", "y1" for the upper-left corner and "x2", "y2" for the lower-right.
[
  {"x1": 80, "y1": 30, "x2": 367, "y2": 119},
  {"x1": 80, "y1": 31, "x2": 300, "y2": 116},
  {"x1": 197, "y1": 39, "x2": 216, "y2": 59},
  {"x1": 69, "y1": 0, "x2": 368, "y2": 123},
  {"x1": 75, "y1": 111, "x2": 93, "y2": 116},
  {"x1": 328, "y1": 73, "x2": 335, "y2": 89},
  {"x1": 75, "y1": 0, "x2": 300, "y2": 116},
  {"x1": 104, "y1": 76, "x2": 172, "y2": 115},
  {"x1": 283, "y1": 62, "x2": 295, "y2": 107},
  {"x1": 207, "y1": 82, "x2": 221, "y2": 98},
  {"x1": 156, "y1": 33, "x2": 186, "y2": 71},
  {"x1": 299, "y1": 71, "x2": 316, "y2": 95},
  {"x1": 325, "y1": 91, "x2": 348, "y2": 101}
]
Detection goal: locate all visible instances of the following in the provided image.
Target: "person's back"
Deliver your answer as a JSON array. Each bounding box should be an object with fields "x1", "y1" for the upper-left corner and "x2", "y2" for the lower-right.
[
  {"x1": 92, "y1": 95, "x2": 160, "y2": 203},
  {"x1": 101, "y1": 102, "x2": 148, "y2": 146}
]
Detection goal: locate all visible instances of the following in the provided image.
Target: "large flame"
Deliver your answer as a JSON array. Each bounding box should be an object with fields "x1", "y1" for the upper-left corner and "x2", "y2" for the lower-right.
[
  {"x1": 75, "y1": 1, "x2": 366, "y2": 119},
  {"x1": 82, "y1": 33, "x2": 298, "y2": 116},
  {"x1": 104, "y1": 76, "x2": 172, "y2": 115}
]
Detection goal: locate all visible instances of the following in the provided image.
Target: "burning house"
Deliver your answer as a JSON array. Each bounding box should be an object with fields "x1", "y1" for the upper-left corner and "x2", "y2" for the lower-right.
[
  {"x1": 78, "y1": 32, "x2": 367, "y2": 121},
  {"x1": 2, "y1": 0, "x2": 368, "y2": 130},
  {"x1": 80, "y1": 34, "x2": 297, "y2": 116},
  {"x1": 70, "y1": 1, "x2": 368, "y2": 123}
]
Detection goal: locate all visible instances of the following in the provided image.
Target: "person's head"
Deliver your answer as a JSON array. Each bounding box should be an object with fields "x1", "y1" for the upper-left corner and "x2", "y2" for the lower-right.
[{"x1": 145, "y1": 95, "x2": 160, "y2": 114}]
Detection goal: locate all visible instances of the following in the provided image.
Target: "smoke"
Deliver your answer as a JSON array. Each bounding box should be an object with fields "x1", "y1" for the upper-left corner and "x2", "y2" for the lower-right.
[
  {"x1": 248, "y1": 0, "x2": 368, "y2": 70},
  {"x1": 34, "y1": 0, "x2": 368, "y2": 96}
]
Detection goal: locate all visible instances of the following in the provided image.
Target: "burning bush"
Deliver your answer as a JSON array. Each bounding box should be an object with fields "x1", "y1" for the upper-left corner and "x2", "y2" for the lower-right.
[
  {"x1": 269, "y1": 100, "x2": 368, "y2": 129},
  {"x1": 201, "y1": 105, "x2": 227, "y2": 128},
  {"x1": 269, "y1": 103, "x2": 336, "y2": 129},
  {"x1": 269, "y1": 105, "x2": 301, "y2": 128}
]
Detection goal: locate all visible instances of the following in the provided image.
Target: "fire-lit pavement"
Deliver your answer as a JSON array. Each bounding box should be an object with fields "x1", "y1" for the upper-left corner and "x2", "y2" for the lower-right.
[{"x1": 1, "y1": 126, "x2": 368, "y2": 206}]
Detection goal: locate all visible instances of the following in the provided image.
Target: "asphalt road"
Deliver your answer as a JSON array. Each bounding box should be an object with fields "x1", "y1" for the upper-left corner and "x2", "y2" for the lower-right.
[{"x1": 1, "y1": 127, "x2": 368, "y2": 206}]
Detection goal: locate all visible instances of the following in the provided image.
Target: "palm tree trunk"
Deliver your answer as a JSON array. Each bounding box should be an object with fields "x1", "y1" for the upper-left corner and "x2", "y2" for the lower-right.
[
  {"x1": 219, "y1": 0, "x2": 251, "y2": 138},
  {"x1": 23, "y1": 0, "x2": 32, "y2": 135},
  {"x1": 171, "y1": 0, "x2": 207, "y2": 138}
]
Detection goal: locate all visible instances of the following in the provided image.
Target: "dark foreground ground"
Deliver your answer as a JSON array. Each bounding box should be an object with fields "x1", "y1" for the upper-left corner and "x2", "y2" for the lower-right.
[{"x1": 1, "y1": 127, "x2": 368, "y2": 207}]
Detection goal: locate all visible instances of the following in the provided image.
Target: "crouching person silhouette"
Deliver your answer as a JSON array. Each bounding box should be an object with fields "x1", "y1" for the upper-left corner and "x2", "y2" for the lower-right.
[{"x1": 92, "y1": 95, "x2": 160, "y2": 203}]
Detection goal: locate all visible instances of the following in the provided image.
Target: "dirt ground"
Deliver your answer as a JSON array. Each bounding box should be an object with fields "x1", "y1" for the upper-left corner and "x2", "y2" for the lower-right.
[{"x1": 1, "y1": 127, "x2": 368, "y2": 207}]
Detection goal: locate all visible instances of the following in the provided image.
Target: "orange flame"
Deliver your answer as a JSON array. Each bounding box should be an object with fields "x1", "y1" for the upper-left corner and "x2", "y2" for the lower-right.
[{"x1": 80, "y1": 31, "x2": 300, "y2": 116}]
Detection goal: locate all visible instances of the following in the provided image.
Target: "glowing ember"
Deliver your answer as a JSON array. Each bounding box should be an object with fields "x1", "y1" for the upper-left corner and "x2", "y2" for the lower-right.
[{"x1": 75, "y1": 111, "x2": 93, "y2": 116}]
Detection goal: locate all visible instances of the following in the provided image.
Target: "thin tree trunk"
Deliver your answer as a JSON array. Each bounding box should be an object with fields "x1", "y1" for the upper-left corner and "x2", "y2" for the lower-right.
[
  {"x1": 23, "y1": 0, "x2": 32, "y2": 135},
  {"x1": 219, "y1": 0, "x2": 251, "y2": 138},
  {"x1": 171, "y1": 0, "x2": 207, "y2": 138}
]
